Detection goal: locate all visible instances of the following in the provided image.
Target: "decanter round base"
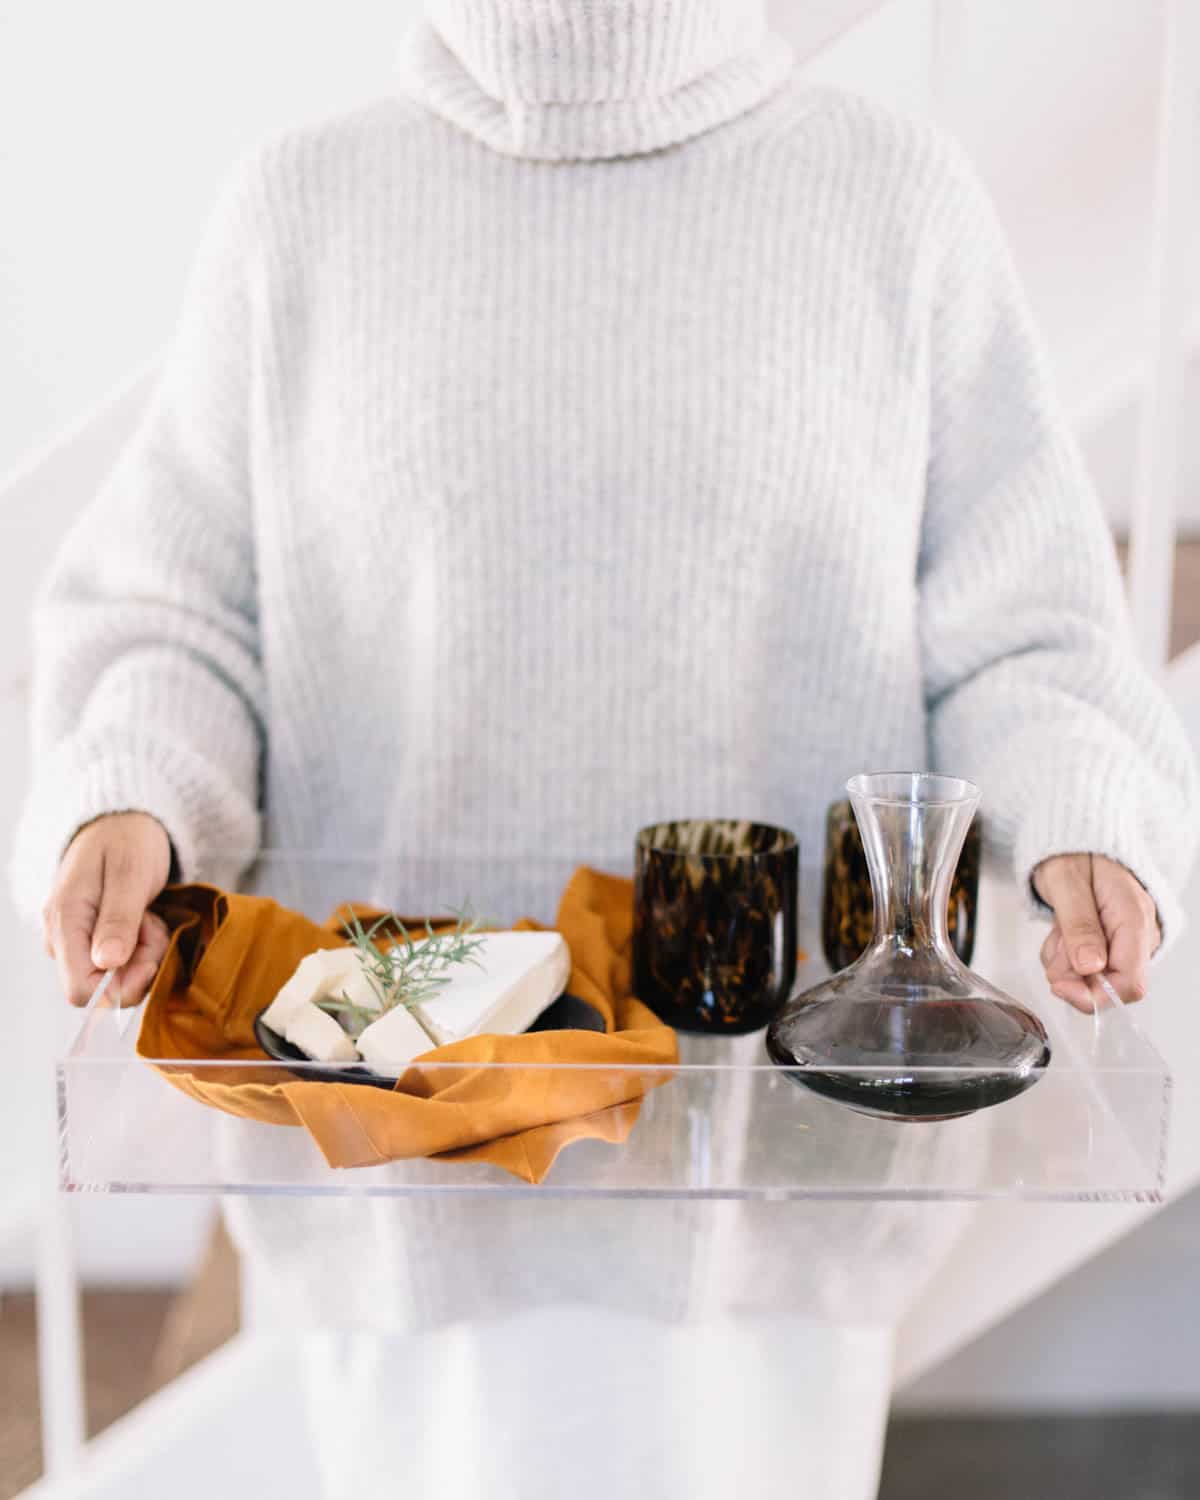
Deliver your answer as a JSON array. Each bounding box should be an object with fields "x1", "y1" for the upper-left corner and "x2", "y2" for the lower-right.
[{"x1": 764, "y1": 1027, "x2": 1047, "y2": 1121}]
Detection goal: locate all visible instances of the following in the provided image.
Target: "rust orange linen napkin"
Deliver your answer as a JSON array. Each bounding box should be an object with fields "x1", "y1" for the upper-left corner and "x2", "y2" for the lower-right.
[{"x1": 136, "y1": 866, "x2": 678, "y2": 1184}]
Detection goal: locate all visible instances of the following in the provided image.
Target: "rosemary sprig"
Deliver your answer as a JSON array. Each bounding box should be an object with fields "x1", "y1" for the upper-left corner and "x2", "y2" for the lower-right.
[{"x1": 316, "y1": 905, "x2": 486, "y2": 1040}]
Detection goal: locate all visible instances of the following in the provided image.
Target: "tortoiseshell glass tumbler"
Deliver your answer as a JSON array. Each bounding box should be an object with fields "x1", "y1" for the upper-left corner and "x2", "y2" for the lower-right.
[{"x1": 633, "y1": 820, "x2": 799, "y2": 1033}]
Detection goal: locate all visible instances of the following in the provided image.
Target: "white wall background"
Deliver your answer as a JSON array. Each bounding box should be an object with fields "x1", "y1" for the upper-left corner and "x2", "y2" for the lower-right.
[{"x1": 1, "y1": 0, "x2": 1198, "y2": 1402}]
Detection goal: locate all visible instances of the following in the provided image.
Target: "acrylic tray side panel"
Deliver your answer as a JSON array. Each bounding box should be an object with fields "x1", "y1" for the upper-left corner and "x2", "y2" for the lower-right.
[
  {"x1": 58, "y1": 1030, "x2": 1169, "y2": 1202},
  {"x1": 56, "y1": 851, "x2": 1171, "y2": 1201}
]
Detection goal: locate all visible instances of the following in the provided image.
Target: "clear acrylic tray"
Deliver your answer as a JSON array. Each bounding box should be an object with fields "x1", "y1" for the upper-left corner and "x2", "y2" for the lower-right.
[{"x1": 57, "y1": 854, "x2": 1171, "y2": 1202}]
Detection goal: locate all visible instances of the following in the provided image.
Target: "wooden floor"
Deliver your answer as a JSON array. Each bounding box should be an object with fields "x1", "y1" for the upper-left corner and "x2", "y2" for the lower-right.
[
  {"x1": 3, "y1": 541, "x2": 1198, "y2": 1500},
  {"x1": 879, "y1": 1414, "x2": 1200, "y2": 1500},
  {"x1": 1, "y1": 1290, "x2": 173, "y2": 1497},
  {"x1": 0, "y1": 1220, "x2": 239, "y2": 1499}
]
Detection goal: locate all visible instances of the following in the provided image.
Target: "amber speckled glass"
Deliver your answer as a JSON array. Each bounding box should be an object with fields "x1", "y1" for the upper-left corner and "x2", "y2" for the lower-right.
[
  {"x1": 633, "y1": 820, "x2": 799, "y2": 1033},
  {"x1": 821, "y1": 797, "x2": 981, "y2": 971}
]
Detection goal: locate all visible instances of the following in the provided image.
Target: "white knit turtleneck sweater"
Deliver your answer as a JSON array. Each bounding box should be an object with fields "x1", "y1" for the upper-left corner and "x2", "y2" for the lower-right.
[{"x1": 11, "y1": 0, "x2": 1198, "y2": 945}]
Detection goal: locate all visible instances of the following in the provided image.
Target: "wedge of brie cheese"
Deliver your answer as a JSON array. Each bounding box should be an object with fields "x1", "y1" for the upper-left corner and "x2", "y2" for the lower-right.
[
  {"x1": 355, "y1": 931, "x2": 571, "y2": 1073},
  {"x1": 418, "y1": 932, "x2": 571, "y2": 1044}
]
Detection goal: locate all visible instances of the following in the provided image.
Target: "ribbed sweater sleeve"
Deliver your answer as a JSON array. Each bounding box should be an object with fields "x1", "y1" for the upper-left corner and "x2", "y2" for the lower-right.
[
  {"x1": 9, "y1": 155, "x2": 269, "y2": 918},
  {"x1": 918, "y1": 144, "x2": 1199, "y2": 944}
]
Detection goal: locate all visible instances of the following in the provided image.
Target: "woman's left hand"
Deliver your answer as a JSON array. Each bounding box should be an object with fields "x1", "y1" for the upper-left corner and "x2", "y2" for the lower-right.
[{"x1": 1033, "y1": 853, "x2": 1160, "y2": 1012}]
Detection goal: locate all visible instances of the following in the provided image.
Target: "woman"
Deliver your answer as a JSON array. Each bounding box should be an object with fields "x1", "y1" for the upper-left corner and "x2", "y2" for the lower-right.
[{"x1": 13, "y1": 1, "x2": 1197, "y2": 1493}]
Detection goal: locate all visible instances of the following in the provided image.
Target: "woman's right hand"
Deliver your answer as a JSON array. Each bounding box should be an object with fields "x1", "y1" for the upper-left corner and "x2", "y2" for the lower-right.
[{"x1": 43, "y1": 813, "x2": 173, "y2": 1007}]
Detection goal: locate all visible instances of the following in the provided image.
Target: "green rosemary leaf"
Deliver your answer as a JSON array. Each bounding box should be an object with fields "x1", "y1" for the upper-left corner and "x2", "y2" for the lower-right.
[{"x1": 334, "y1": 901, "x2": 486, "y2": 1029}]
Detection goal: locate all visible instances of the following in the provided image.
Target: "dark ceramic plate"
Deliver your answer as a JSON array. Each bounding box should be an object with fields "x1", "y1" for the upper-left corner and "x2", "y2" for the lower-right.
[{"x1": 253, "y1": 992, "x2": 606, "y2": 1090}]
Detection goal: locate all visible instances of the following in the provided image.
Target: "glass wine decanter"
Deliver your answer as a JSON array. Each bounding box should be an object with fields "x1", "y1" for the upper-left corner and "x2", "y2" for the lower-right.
[{"x1": 766, "y1": 772, "x2": 1050, "y2": 1121}]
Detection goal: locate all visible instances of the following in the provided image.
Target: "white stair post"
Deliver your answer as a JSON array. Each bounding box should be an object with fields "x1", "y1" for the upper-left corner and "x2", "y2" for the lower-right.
[{"x1": 1128, "y1": 0, "x2": 1200, "y2": 670}]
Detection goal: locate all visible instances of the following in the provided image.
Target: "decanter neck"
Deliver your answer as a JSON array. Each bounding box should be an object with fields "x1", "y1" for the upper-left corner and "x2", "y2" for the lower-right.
[{"x1": 850, "y1": 783, "x2": 977, "y2": 955}]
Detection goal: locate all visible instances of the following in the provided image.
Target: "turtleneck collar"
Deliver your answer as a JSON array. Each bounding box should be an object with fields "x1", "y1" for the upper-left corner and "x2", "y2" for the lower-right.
[{"x1": 397, "y1": 0, "x2": 794, "y2": 162}]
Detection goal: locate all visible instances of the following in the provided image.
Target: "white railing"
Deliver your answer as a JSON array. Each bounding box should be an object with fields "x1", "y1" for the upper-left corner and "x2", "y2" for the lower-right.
[{"x1": 1128, "y1": 0, "x2": 1200, "y2": 670}]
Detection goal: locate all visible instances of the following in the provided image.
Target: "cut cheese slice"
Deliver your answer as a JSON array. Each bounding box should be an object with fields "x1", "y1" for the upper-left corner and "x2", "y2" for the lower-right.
[
  {"x1": 261, "y1": 947, "x2": 359, "y2": 1030},
  {"x1": 334, "y1": 964, "x2": 386, "y2": 1015},
  {"x1": 355, "y1": 1002, "x2": 438, "y2": 1075},
  {"x1": 261, "y1": 945, "x2": 365, "y2": 1064},
  {"x1": 278, "y1": 1000, "x2": 359, "y2": 1064}
]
